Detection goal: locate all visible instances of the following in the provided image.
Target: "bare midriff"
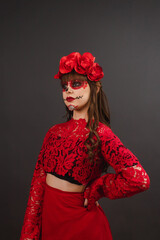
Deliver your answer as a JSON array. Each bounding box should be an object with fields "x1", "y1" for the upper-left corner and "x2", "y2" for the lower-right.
[{"x1": 46, "y1": 173, "x2": 87, "y2": 192}]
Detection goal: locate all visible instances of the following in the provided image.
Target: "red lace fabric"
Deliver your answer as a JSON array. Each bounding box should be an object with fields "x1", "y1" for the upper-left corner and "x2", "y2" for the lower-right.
[
  {"x1": 100, "y1": 124, "x2": 150, "y2": 197},
  {"x1": 42, "y1": 118, "x2": 105, "y2": 185},
  {"x1": 83, "y1": 124, "x2": 150, "y2": 210},
  {"x1": 20, "y1": 129, "x2": 51, "y2": 240},
  {"x1": 20, "y1": 118, "x2": 150, "y2": 238}
]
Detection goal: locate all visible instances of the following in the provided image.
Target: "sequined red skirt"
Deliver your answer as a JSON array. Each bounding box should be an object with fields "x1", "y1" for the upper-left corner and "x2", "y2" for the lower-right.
[{"x1": 41, "y1": 183, "x2": 113, "y2": 240}]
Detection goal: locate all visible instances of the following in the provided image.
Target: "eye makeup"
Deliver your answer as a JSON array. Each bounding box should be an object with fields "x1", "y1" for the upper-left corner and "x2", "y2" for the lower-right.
[{"x1": 61, "y1": 79, "x2": 88, "y2": 92}]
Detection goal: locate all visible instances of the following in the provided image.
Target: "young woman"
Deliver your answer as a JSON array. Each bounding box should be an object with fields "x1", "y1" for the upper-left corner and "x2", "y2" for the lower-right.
[{"x1": 20, "y1": 52, "x2": 150, "y2": 240}]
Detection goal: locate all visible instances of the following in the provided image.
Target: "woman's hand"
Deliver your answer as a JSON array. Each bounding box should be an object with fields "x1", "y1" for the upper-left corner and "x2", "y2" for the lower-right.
[
  {"x1": 84, "y1": 198, "x2": 100, "y2": 208},
  {"x1": 83, "y1": 177, "x2": 104, "y2": 210}
]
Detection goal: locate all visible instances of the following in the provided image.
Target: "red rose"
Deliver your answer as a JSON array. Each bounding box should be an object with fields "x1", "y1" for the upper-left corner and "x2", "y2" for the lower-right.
[
  {"x1": 87, "y1": 62, "x2": 104, "y2": 81},
  {"x1": 75, "y1": 52, "x2": 96, "y2": 75},
  {"x1": 54, "y1": 52, "x2": 104, "y2": 81},
  {"x1": 54, "y1": 71, "x2": 63, "y2": 79},
  {"x1": 59, "y1": 52, "x2": 81, "y2": 74}
]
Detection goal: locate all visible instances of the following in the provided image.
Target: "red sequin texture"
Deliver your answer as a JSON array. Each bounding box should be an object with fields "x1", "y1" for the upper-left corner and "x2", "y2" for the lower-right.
[{"x1": 20, "y1": 118, "x2": 150, "y2": 238}]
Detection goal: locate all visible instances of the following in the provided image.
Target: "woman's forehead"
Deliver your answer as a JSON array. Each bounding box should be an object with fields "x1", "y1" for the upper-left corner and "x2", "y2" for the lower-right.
[{"x1": 61, "y1": 74, "x2": 87, "y2": 82}]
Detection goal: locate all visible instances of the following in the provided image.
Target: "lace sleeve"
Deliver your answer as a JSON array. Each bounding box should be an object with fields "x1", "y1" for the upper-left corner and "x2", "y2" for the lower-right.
[
  {"x1": 99, "y1": 125, "x2": 150, "y2": 199},
  {"x1": 20, "y1": 128, "x2": 51, "y2": 240}
]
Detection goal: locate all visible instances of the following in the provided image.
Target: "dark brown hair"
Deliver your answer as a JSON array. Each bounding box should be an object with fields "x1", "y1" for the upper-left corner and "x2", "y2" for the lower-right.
[{"x1": 60, "y1": 70, "x2": 111, "y2": 173}]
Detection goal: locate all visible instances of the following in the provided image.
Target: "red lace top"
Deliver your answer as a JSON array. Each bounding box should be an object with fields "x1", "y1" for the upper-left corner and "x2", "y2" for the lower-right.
[{"x1": 20, "y1": 117, "x2": 150, "y2": 240}]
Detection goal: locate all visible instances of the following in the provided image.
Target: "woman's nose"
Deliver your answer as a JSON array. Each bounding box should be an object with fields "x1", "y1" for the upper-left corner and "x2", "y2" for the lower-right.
[{"x1": 66, "y1": 85, "x2": 73, "y2": 93}]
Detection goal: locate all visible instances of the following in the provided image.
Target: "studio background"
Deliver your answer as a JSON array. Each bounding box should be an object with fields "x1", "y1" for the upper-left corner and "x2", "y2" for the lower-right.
[{"x1": 1, "y1": 0, "x2": 159, "y2": 239}]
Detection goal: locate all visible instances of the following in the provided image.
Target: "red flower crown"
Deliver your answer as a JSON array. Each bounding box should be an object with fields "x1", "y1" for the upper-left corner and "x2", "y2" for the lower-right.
[{"x1": 54, "y1": 52, "x2": 104, "y2": 82}]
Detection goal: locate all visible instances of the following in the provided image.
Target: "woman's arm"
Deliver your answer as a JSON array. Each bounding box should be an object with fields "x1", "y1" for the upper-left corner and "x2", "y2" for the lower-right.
[
  {"x1": 84, "y1": 124, "x2": 150, "y2": 210},
  {"x1": 20, "y1": 128, "x2": 51, "y2": 240}
]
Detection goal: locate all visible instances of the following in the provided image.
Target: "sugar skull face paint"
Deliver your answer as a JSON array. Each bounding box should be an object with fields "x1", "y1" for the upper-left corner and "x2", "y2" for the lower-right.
[
  {"x1": 61, "y1": 78, "x2": 91, "y2": 112},
  {"x1": 61, "y1": 79, "x2": 88, "y2": 92}
]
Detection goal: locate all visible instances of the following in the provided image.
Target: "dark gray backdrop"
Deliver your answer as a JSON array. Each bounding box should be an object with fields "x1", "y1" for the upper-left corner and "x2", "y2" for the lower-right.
[{"x1": 1, "y1": 0, "x2": 159, "y2": 239}]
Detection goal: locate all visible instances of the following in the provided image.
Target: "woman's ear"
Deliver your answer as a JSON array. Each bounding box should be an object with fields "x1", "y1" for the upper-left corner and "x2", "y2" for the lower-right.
[
  {"x1": 96, "y1": 86, "x2": 100, "y2": 94},
  {"x1": 96, "y1": 81, "x2": 101, "y2": 94}
]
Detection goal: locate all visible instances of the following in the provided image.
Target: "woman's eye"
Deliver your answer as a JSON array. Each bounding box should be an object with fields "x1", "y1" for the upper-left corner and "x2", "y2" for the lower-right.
[
  {"x1": 72, "y1": 81, "x2": 82, "y2": 87},
  {"x1": 61, "y1": 83, "x2": 67, "y2": 89},
  {"x1": 61, "y1": 80, "x2": 85, "y2": 90}
]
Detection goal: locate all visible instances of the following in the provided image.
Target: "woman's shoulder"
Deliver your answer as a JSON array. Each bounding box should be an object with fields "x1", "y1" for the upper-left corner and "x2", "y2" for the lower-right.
[
  {"x1": 97, "y1": 121, "x2": 116, "y2": 138},
  {"x1": 98, "y1": 121, "x2": 111, "y2": 132},
  {"x1": 48, "y1": 120, "x2": 70, "y2": 133}
]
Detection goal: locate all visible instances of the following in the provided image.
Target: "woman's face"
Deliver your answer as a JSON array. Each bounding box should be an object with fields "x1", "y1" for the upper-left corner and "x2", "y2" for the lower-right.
[{"x1": 61, "y1": 75, "x2": 91, "y2": 111}]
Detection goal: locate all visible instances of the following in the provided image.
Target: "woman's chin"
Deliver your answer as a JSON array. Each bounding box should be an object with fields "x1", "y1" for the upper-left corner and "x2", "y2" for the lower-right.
[{"x1": 67, "y1": 104, "x2": 79, "y2": 111}]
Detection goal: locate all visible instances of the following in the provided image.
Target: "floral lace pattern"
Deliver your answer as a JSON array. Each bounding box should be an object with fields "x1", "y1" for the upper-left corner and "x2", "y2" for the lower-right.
[
  {"x1": 20, "y1": 118, "x2": 150, "y2": 238},
  {"x1": 83, "y1": 124, "x2": 150, "y2": 210},
  {"x1": 43, "y1": 118, "x2": 104, "y2": 185},
  {"x1": 20, "y1": 129, "x2": 51, "y2": 240}
]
